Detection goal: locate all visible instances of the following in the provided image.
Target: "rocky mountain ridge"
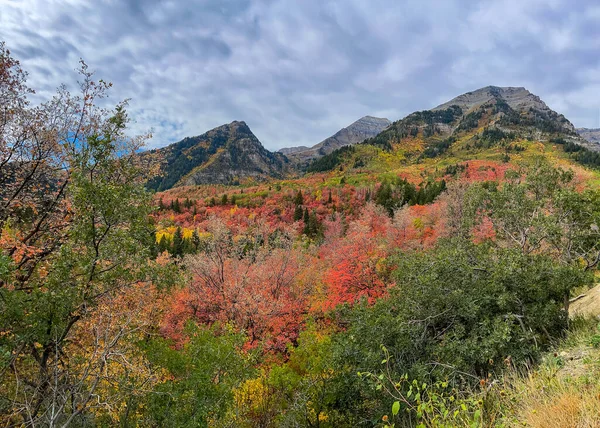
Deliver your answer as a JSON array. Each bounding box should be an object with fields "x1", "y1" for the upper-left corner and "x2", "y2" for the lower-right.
[
  {"x1": 147, "y1": 86, "x2": 600, "y2": 190},
  {"x1": 577, "y1": 128, "x2": 600, "y2": 145},
  {"x1": 279, "y1": 115, "x2": 391, "y2": 164},
  {"x1": 366, "y1": 85, "x2": 592, "y2": 151},
  {"x1": 146, "y1": 121, "x2": 289, "y2": 190}
]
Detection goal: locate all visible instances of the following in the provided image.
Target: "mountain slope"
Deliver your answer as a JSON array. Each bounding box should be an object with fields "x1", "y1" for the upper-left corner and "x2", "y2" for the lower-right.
[
  {"x1": 578, "y1": 128, "x2": 600, "y2": 145},
  {"x1": 279, "y1": 116, "x2": 391, "y2": 164},
  {"x1": 146, "y1": 121, "x2": 289, "y2": 191},
  {"x1": 309, "y1": 86, "x2": 598, "y2": 173}
]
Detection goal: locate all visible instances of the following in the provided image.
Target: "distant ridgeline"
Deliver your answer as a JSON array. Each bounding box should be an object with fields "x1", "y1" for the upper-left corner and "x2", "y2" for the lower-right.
[
  {"x1": 306, "y1": 86, "x2": 600, "y2": 173},
  {"x1": 145, "y1": 86, "x2": 600, "y2": 190}
]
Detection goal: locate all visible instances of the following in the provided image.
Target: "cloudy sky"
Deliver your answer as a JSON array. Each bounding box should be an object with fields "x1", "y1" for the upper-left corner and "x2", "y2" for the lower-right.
[{"x1": 1, "y1": 0, "x2": 600, "y2": 150}]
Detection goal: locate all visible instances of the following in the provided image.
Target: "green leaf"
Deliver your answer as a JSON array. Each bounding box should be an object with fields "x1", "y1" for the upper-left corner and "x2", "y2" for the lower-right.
[{"x1": 392, "y1": 401, "x2": 400, "y2": 416}]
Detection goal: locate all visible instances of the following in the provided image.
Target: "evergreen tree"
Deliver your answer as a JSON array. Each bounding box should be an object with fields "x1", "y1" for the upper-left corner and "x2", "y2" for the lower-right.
[
  {"x1": 293, "y1": 205, "x2": 304, "y2": 222},
  {"x1": 375, "y1": 181, "x2": 396, "y2": 216},
  {"x1": 308, "y1": 212, "x2": 320, "y2": 237},
  {"x1": 327, "y1": 190, "x2": 333, "y2": 204},
  {"x1": 221, "y1": 194, "x2": 228, "y2": 205},
  {"x1": 303, "y1": 211, "x2": 322, "y2": 239},
  {"x1": 231, "y1": 195, "x2": 237, "y2": 206},
  {"x1": 182, "y1": 236, "x2": 194, "y2": 255},
  {"x1": 171, "y1": 198, "x2": 182, "y2": 213},
  {"x1": 302, "y1": 215, "x2": 310, "y2": 236},
  {"x1": 158, "y1": 234, "x2": 170, "y2": 253},
  {"x1": 172, "y1": 227, "x2": 184, "y2": 257},
  {"x1": 191, "y1": 229, "x2": 201, "y2": 252},
  {"x1": 303, "y1": 208, "x2": 310, "y2": 225},
  {"x1": 294, "y1": 190, "x2": 304, "y2": 206}
]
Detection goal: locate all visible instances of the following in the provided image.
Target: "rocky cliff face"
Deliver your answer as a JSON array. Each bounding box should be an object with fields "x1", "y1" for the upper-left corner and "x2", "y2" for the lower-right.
[
  {"x1": 146, "y1": 121, "x2": 289, "y2": 190},
  {"x1": 577, "y1": 128, "x2": 600, "y2": 146},
  {"x1": 433, "y1": 86, "x2": 576, "y2": 133},
  {"x1": 279, "y1": 116, "x2": 390, "y2": 164}
]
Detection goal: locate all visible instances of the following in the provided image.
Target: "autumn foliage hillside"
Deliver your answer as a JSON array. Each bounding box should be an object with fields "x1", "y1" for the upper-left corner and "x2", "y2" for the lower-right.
[
  {"x1": 144, "y1": 100, "x2": 600, "y2": 424},
  {"x1": 3, "y1": 43, "x2": 600, "y2": 427}
]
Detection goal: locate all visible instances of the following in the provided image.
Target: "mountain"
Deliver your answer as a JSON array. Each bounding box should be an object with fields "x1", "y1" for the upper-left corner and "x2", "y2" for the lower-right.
[
  {"x1": 377, "y1": 85, "x2": 581, "y2": 144},
  {"x1": 278, "y1": 146, "x2": 310, "y2": 155},
  {"x1": 308, "y1": 86, "x2": 598, "y2": 172},
  {"x1": 577, "y1": 128, "x2": 600, "y2": 145},
  {"x1": 279, "y1": 116, "x2": 391, "y2": 164},
  {"x1": 146, "y1": 121, "x2": 289, "y2": 191}
]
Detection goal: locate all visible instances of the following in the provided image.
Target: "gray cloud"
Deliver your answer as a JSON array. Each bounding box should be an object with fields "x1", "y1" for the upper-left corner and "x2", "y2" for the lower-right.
[{"x1": 1, "y1": 0, "x2": 599, "y2": 150}]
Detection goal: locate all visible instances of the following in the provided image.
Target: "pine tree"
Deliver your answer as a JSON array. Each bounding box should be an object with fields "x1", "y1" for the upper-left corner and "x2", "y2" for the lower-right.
[
  {"x1": 172, "y1": 227, "x2": 184, "y2": 257},
  {"x1": 303, "y1": 207, "x2": 309, "y2": 224},
  {"x1": 294, "y1": 190, "x2": 304, "y2": 206},
  {"x1": 303, "y1": 211, "x2": 322, "y2": 239},
  {"x1": 303, "y1": 215, "x2": 310, "y2": 236},
  {"x1": 172, "y1": 198, "x2": 182, "y2": 213},
  {"x1": 327, "y1": 190, "x2": 333, "y2": 204},
  {"x1": 293, "y1": 205, "x2": 304, "y2": 221},
  {"x1": 308, "y1": 212, "x2": 319, "y2": 236},
  {"x1": 221, "y1": 194, "x2": 228, "y2": 205},
  {"x1": 191, "y1": 229, "x2": 201, "y2": 252},
  {"x1": 231, "y1": 195, "x2": 237, "y2": 206},
  {"x1": 182, "y1": 236, "x2": 194, "y2": 255},
  {"x1": 158, "y1": 234, "x2": 170, "y2": 253}
]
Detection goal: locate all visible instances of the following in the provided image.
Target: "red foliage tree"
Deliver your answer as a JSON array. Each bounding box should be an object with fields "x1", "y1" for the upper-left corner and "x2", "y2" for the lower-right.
[
  {"x1": 320, "y1": 203, "x2": 392, "y2": 310},
  {"x1": 162, "y1": 218, "x2": 311, "y2": 354}
]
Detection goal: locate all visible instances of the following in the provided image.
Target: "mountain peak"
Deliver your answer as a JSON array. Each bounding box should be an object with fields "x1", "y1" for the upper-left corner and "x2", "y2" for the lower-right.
[
  {"x1": 146, "y1": 121, "x2": 288, "y2": 190},
  {"x1": 432, "y1": 86, "x2": 545, "y2": 112},
  {"x1": 352, "y1": 115, "x2": 392, "y2": 128},
  {"x1": 278, "y1": 115, "x2": 391, "y2": 162}
]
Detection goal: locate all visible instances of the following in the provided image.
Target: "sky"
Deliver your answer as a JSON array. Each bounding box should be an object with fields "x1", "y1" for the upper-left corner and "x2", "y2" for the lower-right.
[{"x1": 1, "y1": 0, "x2": 600, "y2": 150}]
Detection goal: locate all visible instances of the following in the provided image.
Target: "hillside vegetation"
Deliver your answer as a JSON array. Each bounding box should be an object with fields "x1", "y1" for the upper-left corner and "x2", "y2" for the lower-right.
[{"x1": 2, "y1": 44, "x2": 600, "y2": 427}]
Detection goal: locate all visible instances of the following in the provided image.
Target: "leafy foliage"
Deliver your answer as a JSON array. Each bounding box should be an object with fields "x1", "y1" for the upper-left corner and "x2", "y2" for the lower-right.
[
  {"x1": 133, "y1": 324, "x2": 253, "y2": 427},
  {"x1": 0, "y1": 46, "x2": 175, "y2": 426}
]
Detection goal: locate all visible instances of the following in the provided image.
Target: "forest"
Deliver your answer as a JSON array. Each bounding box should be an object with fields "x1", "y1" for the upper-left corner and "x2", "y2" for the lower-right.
[{"x1": 2, "y1": 43, "x2": 600, "y2": 428}]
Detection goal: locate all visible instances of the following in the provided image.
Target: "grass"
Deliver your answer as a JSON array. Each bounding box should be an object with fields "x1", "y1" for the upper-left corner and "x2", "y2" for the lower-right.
[
  {"x1": 414, "y1": 316, "x2": 600, "y2": 427},
  {"x1": 484, "y1": 317, "x2": 600, "y2": 427}
]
